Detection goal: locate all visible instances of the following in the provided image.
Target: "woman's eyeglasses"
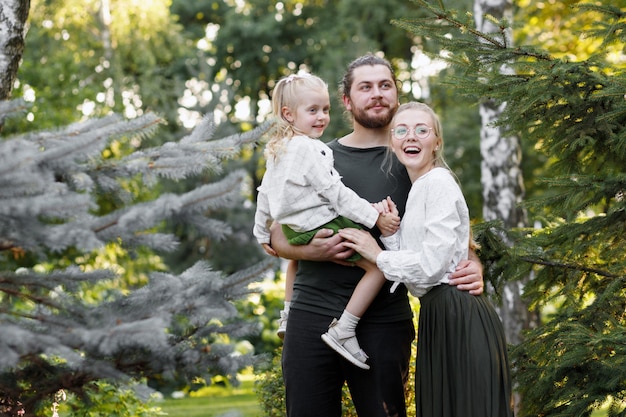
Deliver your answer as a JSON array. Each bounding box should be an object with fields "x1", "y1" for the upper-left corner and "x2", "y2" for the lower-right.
[{"x1": 391, "y1": 124, "x2": 433, "y2": 140}]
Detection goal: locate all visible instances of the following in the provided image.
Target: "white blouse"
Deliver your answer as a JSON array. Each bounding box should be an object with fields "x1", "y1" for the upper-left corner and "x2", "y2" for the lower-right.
[{"x1": 376, "y1": 167, "x2": 470, "y2": 297}]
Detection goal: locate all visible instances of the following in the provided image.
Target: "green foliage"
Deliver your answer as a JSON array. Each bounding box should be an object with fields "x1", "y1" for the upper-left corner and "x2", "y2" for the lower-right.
[
  {"x1": 395, "y1": 1, "x2": 626, "y2": 415},
  {"x1": 514, "y1": 0, "x2": 623, "y2": 61},
  {"x1": 255, "y1": 352, "x2": 287, "y2": 417},
  {"x1": 171, "y1": 0, "x2": 417, "y2": 139},
  {"x1": 61, "y1": 380, "x2": 163, "y2": 417},
  {"x1": 236, "y1": 269, "x2": 287, "y2": 355},
  {"x1": 4, "y1": 1, "x2": 284, "y2": 411},
  {"x1": 429, "y1": 88, "x2": 483, "y2": 216},
  {"x1": 11, "y1": 0, "x2": 196, "y2": 141}
]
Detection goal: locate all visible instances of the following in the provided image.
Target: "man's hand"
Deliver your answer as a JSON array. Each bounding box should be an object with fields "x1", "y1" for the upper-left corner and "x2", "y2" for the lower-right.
[
  {"x1": 269, "y1": 223, "x2": 355, "y2": 262},
  {"x1": 304, "y1": 228, "x2": 356, "y2": 262},
  {"x1": 449, "y1": 258, "x2": 484, "y2": 295}
]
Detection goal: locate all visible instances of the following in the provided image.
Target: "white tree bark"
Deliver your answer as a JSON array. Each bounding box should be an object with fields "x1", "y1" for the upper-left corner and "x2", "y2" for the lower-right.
[
  {"x1": 474, "y1": 0, "x2": 537, "y2": 352},
  {"x1": 474, "y1": 4, "x2": 534, "y2": 414},
  {"x1": 0, "y1": 0, "x2": 30, "y2": 102}
]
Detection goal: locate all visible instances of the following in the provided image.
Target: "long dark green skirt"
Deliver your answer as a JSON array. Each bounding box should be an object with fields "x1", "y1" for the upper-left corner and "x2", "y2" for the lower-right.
[{"x1": 415, "y1": 284, "x2": 513, "y2": 417}]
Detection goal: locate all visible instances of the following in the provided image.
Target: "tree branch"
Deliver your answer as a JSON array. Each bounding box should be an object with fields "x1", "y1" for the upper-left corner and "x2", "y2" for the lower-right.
[{"x1": 520, "y1": 256, "x2": 621, "y2": 279}]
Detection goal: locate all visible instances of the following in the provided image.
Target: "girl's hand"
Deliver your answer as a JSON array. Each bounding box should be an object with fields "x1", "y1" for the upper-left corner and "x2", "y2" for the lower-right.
[
  {"x1": 261, "y1": 243, "x2": 278, "y2": 257},
  {"x1": 384, "y1": 196, "x2": 399, "y2": 217},
  {"x1": 376, "y1": 212, "x2": 400, "y2": 237},
  {"x1": 372, "y1": 196, "x2": 399, "y2": 217}
]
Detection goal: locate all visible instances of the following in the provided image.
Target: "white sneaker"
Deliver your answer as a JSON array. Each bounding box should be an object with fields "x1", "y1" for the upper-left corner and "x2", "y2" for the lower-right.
[
  {"x1": 321, "y1": 319, "x2": 370, "y2": 370},
  {"x1": 277, "y1": 310, "x2": 288, "y2": 340}
]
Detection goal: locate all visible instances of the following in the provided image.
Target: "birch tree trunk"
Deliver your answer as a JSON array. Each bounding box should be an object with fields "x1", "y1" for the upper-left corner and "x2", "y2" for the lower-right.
[
  {"x1": 1, "y1": 3, "x2": 29, "y2": 412},
  {"x1": 0, "y1": 0, "x2": 29, "y2": 102},
  {"x1": 96, "y1": 0, "x2": 124, "y2": 112},
  {"x1": 474, "y1": 1, "x2": 537, "y2": 412}
]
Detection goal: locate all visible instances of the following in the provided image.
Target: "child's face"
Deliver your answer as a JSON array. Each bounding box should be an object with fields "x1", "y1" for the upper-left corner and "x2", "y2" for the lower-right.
[
  {"x1": 286, "y1": 88, "x2": 330, "y2": 139},
  {"x1": 391, "y1": 109, "x2": 441, "y2": 181}
]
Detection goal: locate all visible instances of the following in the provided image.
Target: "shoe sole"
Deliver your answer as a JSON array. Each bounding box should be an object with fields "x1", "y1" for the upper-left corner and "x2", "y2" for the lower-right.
[{"x1": 321, "y1": 333, "x2": 370, "y2": 370}]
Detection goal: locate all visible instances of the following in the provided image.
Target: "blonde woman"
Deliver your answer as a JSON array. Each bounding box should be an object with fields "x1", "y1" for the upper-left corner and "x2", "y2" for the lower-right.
[{"x1": 340, "y1": 102, "x2": 513, "y2": 417}]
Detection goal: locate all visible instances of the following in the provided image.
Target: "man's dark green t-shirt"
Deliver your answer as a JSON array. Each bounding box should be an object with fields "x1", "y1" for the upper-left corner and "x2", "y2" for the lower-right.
[{"x1": 290, "y1": 139, "x2": 414, "y2": 323}]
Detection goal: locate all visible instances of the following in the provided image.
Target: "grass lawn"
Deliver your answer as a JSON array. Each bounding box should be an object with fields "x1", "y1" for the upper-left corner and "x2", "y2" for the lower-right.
[
  {"x1": 158, "y1": 392, "x2": 609, "y2": 417},
  {"x1": 157, "y1": 378, "x2": 262, "y2": 417},
  {"x1": 156, "y1": 375, "x2": 613, "y2": 417},
  {"x1": 159, "y1": 393, "x2": 261, "y2": 417}
]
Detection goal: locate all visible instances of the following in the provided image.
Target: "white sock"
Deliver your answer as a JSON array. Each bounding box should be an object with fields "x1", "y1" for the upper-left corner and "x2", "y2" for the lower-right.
[
  {"x1": 337, "y1": 310, "x2": 360, "y2": 333},
  {"x1": 334, "y1": 310, "x2": 364, "y2": 355}
]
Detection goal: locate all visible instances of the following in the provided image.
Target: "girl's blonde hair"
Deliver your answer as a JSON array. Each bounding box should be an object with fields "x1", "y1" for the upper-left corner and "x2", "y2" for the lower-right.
[{"x1": 265, "y1": 73, "x2": 328, "y2": 161}]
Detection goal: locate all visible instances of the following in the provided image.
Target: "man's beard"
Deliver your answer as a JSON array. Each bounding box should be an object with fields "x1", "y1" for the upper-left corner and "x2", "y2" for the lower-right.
[{"x1": 352, "y1": 102, "x2": 397, "y2": 129}]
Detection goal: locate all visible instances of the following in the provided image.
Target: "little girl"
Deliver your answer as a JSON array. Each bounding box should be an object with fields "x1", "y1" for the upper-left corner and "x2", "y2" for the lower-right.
[
  {"x1": 339, "y1": 102, "x2": 513, "y2": 415},
  {"x1": 253, "y1": 73, "x2": 399, "y2": 370}
]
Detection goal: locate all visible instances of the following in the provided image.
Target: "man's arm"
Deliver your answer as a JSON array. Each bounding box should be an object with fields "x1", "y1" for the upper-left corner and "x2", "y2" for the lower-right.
[
  {"x1": 269, "y1": 222, "x2": 354, "y2": 262},
  {"x1": 448, "y1": 249, "x2": 484, "y2": 295}
]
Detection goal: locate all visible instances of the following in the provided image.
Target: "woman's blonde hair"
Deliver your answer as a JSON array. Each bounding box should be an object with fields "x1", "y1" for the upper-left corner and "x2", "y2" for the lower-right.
[
  {"x1": 388, "y1": 102, "x2": 480, "y2": 249},
  {"x1": 396, "y1": 102, "x2": 447, "y2": 166},
  {"x1": 385, "y1": 101, "x2": 453, "y2": 174},
  {"x1": 265, "y1": 73, "x2": 328, "y2": 161}
]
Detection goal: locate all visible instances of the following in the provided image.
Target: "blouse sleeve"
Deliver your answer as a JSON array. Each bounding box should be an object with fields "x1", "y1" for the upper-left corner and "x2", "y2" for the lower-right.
[
  {"x1": 380, "y1": 233, "x2": 400, "y2": 251},
  {"x1": 252, "y1": 186, "x2": 272, "y2": 244}
]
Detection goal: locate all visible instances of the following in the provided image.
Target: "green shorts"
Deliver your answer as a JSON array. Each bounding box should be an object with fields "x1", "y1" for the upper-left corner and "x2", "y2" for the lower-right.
[{"x1": 281, "y1": 216, "x2": 364, "y2": 262}]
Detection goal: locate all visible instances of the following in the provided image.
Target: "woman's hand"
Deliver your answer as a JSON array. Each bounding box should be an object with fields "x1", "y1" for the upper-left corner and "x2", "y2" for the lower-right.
[{"x1": 338, "y1": 228, "x2": 383, "y2": 264}]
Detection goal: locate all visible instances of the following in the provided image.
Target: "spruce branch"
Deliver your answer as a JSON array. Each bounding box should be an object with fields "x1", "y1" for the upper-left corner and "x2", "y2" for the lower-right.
[
  {"x1": 87, "y1": 169, "x2": 248, "y2": 250},
  {"x1": 400, "y1": 0, "x2": 503, "y2": 45},
  {"x1": 519, "y1": 256, "x2": 621, "y2": 280},
  {"x1": 121, "y1": 120, "x2": 271, "y2": 180},
  {"x1": 397, "y1": 0, "x2": 553, "y2": 64},
  {"x1": 0, "y1": 96, "x2": 273, "y2": 411}
]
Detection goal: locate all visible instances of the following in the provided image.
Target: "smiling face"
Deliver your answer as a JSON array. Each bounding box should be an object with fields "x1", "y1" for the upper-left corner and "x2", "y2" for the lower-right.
[
  {"x1": 282, "y1": 87, "x2": 330, "y2": 139},
  {"x1": 390, "y1": 107, "x2": 441, "y2": 182}
]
